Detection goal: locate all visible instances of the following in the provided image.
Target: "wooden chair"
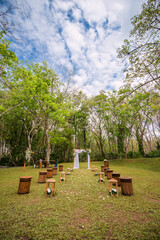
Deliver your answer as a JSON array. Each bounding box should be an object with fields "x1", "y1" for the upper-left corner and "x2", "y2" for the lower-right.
[
  {"x1": 99, "y1": 172, "x2": 105, "y2": 183},
  {"x1": 60, "y1": 171, "x2": 66, "y2": 183},
  {"x1": 67, "y1": 168, "x2": 71, "y2": 175},
  {"x1": 109, "y1": 178, "x2": 118, "y2": 197},
  {"x1": 45, "y1": 179, "x2": 56, "y2": 197}
]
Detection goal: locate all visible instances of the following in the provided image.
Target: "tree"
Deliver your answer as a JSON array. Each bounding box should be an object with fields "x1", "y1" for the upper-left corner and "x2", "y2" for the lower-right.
[
  {"x1": 118, "y1": 0, "x2": 160, "y2": 96},
  {"x1": 0, "y1": 0, "x2": 31, "y2": 40}
]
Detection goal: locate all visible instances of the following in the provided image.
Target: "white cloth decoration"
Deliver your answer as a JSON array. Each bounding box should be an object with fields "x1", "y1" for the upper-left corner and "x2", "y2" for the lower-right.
[
  {"x1": 74, "y1": 149, "x2": 90, "y2": 169},
  {"x1": 88, "y1": 153, "x2": 91, "y2": 169}
]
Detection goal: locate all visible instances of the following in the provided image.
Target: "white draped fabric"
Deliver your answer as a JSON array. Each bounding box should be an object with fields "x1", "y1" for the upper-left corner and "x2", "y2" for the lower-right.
[
  {"x1": 74, "y1": 149, "x2": 91, "y2": 169},
  {"x1": 88, "y1": 153, "x2": 90, "y2": 169}
]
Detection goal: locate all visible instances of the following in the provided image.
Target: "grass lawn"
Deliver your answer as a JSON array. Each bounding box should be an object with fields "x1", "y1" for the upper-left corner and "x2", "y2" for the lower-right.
[{"x1": 0, "y1": 158, "x2": 160, "y2": 240}]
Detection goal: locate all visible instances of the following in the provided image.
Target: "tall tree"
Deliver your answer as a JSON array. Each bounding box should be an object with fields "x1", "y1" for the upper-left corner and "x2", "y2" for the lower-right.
[{"x1": 118, "y1": 0, "x2": 160, "y2": 96}]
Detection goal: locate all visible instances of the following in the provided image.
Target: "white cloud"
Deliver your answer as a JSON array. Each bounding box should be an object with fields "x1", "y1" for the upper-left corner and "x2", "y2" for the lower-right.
[
  {"x1": 6, "y1": 0, "x2": 145, "y2": 96},
  {"x1": 72, "y1": 8, "x2": 81, "y2": 21},
  {"x1": 76, "y1": 0, "x2": 107, "y2": 24}
]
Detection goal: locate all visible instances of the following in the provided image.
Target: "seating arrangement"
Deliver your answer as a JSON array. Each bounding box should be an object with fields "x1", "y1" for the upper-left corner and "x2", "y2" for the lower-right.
[
  {"x1": 17, "y1": 160, "x2": 133, "y2": 198},
  {"x1": 94, "y1": 159, "x2": 133, "y2": 197}
]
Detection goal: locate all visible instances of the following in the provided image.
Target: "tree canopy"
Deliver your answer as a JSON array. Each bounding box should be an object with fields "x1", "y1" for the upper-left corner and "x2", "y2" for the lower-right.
[{"x1": 0, "y1": 0, "x2": 160, "y2": 166}]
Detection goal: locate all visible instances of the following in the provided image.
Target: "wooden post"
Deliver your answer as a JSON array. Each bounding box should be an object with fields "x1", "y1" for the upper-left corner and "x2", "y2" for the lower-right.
[
  {"x1": 22, "y1": 162, "x2": 26, "y2": 171},
  {"x1": 74, "y1": 156, "x2": 75, "y2": 168}
]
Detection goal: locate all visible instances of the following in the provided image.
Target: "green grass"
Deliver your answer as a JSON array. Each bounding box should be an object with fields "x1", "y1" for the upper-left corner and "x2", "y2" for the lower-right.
[{"x1": 0, "y1": 158, "x2": 160, "y2": 240}]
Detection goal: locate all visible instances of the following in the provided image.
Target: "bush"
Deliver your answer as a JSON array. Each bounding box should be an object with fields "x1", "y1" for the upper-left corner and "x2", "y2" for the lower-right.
[
  {"x1": 127, "y1": 151, "x2": 142, "y2": 159},
  {"x1": 106, "y1": 152, "x2": 118, "y2": 160},
  {"x1": 91, "y1": 152, "x2": 103, "y2": 161},
  {"x1": 0, "y1": 156, "x2": 19, "y2": 166},
  {"x1": 118, "y1": 153, "x2": 125, "y2": 159},
  {"x1": 146, "y1": 150, "x2": 160, "y2": 158}
]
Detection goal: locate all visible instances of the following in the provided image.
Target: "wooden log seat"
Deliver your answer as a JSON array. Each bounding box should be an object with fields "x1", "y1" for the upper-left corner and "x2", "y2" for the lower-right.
[
  {"x1": 47, "y1": 168, "x2": 53, "y2": 178},
  {"x1": 38, "y1": 171, "x2": 47, "y2": 183},
  {"x1": 112, "y1": 172, "x2": 121, "y2": 186},
  {"x1": 106, "y1": 169, "x2": 113, "y2": 179},
  {"x1": 104, "y1": 160, "x2": 109, "y2": 168},
  {"x1": 59, "y1": 165, "x2": 63, "y2": 171},
  {"x1": 52, "y1": 167, "x2": 57, "y2": 175},
  {"x1": 101, "y1": 165, "x2": 105, "y2": 172},
  {"x1": 119, "y1": 177, "x2": 133, "y2": 196},
  {"x1": 18, "y1": 176, "x2": 32, "y2": 194},
  {"x1": 104, "y1": 167, "x2": 110, "y2": 176}
]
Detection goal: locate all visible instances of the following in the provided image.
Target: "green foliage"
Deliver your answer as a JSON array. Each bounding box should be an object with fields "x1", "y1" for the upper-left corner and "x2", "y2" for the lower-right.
[
  {"x1": 117, "y1": 0, "x2": 160, "y2": 92},
  {"x1": 0, "y1": 7, "x2": 160, "y2": 166},
  {"x1": 127, "y1": 151, "x2": 142, "y2": 159},
  {"x1": 0, "y1": 32, "x2": 18, "y2": 70},
  {"x1": 106, "y1": 151, "x2": 119, "y2": 160},
  {"x1": 146, "y1": 150, "x2": 160, "y2": 158}
]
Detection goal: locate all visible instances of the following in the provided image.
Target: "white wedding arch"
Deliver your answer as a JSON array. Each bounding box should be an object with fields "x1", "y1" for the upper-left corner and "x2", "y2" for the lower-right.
[{"x1": 73, "y1": 149, "x2": 91, "y2": 169}]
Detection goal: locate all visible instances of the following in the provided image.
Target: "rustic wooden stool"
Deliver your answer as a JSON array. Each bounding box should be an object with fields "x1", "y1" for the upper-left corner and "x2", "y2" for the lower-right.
[
  {"x1": 38, "y1": 171, "x2": 47, "y2": 183},
  {"x1": 119, "y1": 177, "x2": 133, "y2": 196},
  {"x1": 92, "y1": 165, "x2": 95, "y2": 171},
  {"x1": 106, "y1": 169, "x2": 113, "y2": 179},
  {"x1": 45, "y1": 179, "x2": 56, "y2": 197},
  {"x1": 47, "y1": 168, "x2": 53, "y2": 178},
  {"x1": 101, "y1": 165, "x2": 105, "y2": 172},
  {"x1": 38, "y1": 161, "x2": 42, "y2": 168},
  {"x1": 99, "y1": 172, "x2": 105, "y2": 183},
  {"x1": 18, "y1": 176, "x2": 32, "y2": 194},
  {"x1": 104, "y1": 159, "x2": 109, "y2": 168},
  {"x1": 46, "y1": 162, "x2": 49, "y2": 168},
  {"x1": 109, "y1": 178, "x2": 118, "y2": 197},
  {"x1": 52, "y1": 167, "x2": 57, "y2": 175},
  {"x1": 60, "y1": 171, "x2": 66, "y2": 182},
  {"x1": 104, "y1": 167, "x2": 110, "y2": 176},
  {"x1": 67, "y1": 168, "x2": 71, "y2": 175},
  {"x1": 112, "y1": 173, "x2": 121, "y2": 186},
  {"x1": 59, "y1": 165, "x2": 63, "y2": 171},
  {"x1": 94, "y1": 168, "x2": 98, "y2": 176}
]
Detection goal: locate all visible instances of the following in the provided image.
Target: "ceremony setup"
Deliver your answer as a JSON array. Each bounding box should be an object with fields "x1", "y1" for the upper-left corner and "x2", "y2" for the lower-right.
[
  {"x1": 1, "y1": 152, "x2": 160, "y2": 240},
  {"x1": 73, "y1": 149, "x2": 91, "y2": 169},
  {"x1": 0, "y1": 0, "x2": 160, "y2": 239}
]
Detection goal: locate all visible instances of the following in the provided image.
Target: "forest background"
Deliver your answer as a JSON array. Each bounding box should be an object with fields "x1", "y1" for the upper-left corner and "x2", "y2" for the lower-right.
[{"x1": 0, "y1": 0, "x2": 160, "y2": 166}]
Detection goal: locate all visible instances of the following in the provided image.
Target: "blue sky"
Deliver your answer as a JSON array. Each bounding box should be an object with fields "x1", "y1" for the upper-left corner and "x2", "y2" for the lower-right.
[{"x1": 1, "y1": 0, "x2": 145, "y2": 96}]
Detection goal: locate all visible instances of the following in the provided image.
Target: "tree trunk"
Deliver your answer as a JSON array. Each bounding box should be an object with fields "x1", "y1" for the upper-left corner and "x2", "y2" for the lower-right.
[
  {"x1": 99, "y1": 127, "x2": 105, "y2": 158},
  {"x1": 83, "y1": 128, "x2": 86, "y2": 149},
  {"x1": 117, "y1": 124, "x2": 125, "y2": 154},
  {"x1": 136, "y1": 128, "x2": 145, "y2": 156},
  {"x1": 27, "y1": 135, "x2": 32, "y2": 165},
  {"x1": 46, "y1": 134, "x2": 51, "y2": 162},
  {"x1": 44, "y1": 114, "x2": 50, "y2": 162}
]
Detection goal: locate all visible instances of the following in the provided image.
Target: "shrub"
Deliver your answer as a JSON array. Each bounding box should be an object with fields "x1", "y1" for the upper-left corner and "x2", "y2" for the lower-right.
[
  {"x1": 118, "y1": 153, "x2": 125, "y2": 159},
  {"x1": 127, "y1": 151, "x2": 142, "y2": 158},
  {"x1": 106, "y1": 152, "x2": 118, "y2": 160},
  {"x1": 91, "y1": 152, "x2": 103, "y2": 161},
  {"x1": 146, "y1": 150, "x2": 160, "y2": 158},
  {"x1": 0, "y1": 156, "x2": 20, "y2": 166}
]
